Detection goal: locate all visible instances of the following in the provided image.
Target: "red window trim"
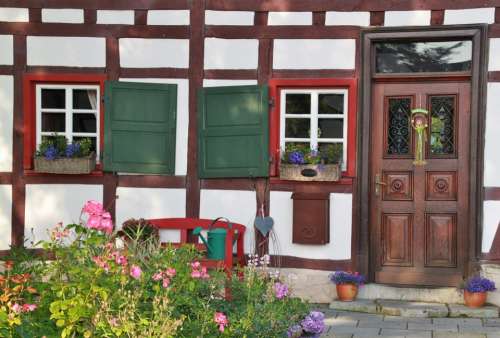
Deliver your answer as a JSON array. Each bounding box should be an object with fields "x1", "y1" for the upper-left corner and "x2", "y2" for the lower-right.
[
  {"x1": 268, "y1": 78, "x2": 357, "y2": 179},
  {"x1": 23, "y1": 73, "x2": 107, "y2": 172}
]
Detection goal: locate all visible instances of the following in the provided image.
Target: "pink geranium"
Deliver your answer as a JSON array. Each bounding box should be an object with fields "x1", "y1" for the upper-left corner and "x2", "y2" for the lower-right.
[
  {"x1": 130, "y1": 265, "x2": 142, "y2": 279},
  {"x1": 81, "y1": 201, "x2": 114, "y2": 234},
  {"x1": 214, "y1": 312, "x2": 228, "y2": 332},
  {"x1": 11, "y1": 303, "x2": 21, "y2": 313},
  {"x1": 165, "y1": 268, "x2": 176, "y2": 277},
  {"x1": 152, "y1": 272, "x2": 163, "y2": 281},
  {"x1": 82, "y1": 200, "x2": 104, "y2": 215},
  {"x1": 22, "y1": 304, "x2": 37, "y2": 312},
  {"x1": 162, "y1": 278, "x2": 170, "y2": 288}
]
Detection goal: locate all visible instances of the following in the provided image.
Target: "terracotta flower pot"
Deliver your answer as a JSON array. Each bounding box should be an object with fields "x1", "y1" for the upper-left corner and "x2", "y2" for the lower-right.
[
  {"x1": 336, "y1": 283, "x2": 358, "y2": 302},
  {"x1": 464, "y1": 290, "x2": 487, "y2": 308}
]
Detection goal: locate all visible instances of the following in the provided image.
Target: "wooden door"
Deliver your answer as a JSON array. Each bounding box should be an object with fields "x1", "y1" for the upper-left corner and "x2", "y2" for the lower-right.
[{"x1": 370, "y1": 82, "x2": 470, "y2": 286}]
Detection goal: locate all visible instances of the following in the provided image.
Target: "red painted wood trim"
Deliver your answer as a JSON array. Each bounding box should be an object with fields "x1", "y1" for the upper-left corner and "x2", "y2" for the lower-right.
[
  {"x1": 84, "y1": 9, "x2": 97, "y2": 24},
  {"x1": 120, "y1": 68, "x2": 189, "y2": 78},
  {"x1": 201, "y1": 178, "x2": 256, "y2": 190},
  {"x1": 271, "y1": 255, "x2": 352, "y2": 271},
  {"x1": 206, "y1": 0, "x2": 500, "y2": 11},
  {"x1": 22, "y1": 73, "x2": 107, "y2": 170},
  {"x1": 24, "y1": 174, "x2": 105, "y2": 185},
  {"x1": 0, "y1": 23, "x2": 190, "y2": 39},
  {"x1": 488, "y1": 71, "x2": 500, "y2": 82},
  {"x1": 203, "y1": 69, "x2": 257, "y2": 80},
  {"x1": 118, "y1": 175, "x2": 186, "y2": 188},
  {"x1": 2, "y1": 0, "x2": 190, "y2": 9},
  {"x1": 254, "y1": 11, "x2": 268, "y2": 26},
  {"x1": 135, "y1": 10, "x2": 148, "y2": 25},
  {"x1": 484, "y1": 187, "x2": 500, "y2": 200},
  {"x1": 430, "y1": 10, "x2": 444, "y2": 25},
  {"x1": 0, "y1": 173, "x2": 12, "y2": 185},
  {"x1": 370, "y1": 11, "x2": 385, "y2": 26},
  {"x1": 0, "y1": 66, "x2": 14, "y2": 75},
  {"x1": 272, "y1": 69, "x2": 356, "y2": 79},
  {"x1": 205, "y1": 25, "x2": 360, "y2": 39},
  {"x1": 270, "y1": 179, "x2": 354, "y2": 193},
  {"x1": 496, "y1": 7, "x2": 500, "y2": 23},
  {"x1": 268, "y1": 78, "x2": 358, "y2": 179},
  {"x1": 29, "y1": 8, "x2": 41, "y2": 23},
  {"x1": 26, "y1": 66, "x2": 105, "y2": 74},
  {"x1": 312, "y1": 12, "x2": 326, "y2": 26}
]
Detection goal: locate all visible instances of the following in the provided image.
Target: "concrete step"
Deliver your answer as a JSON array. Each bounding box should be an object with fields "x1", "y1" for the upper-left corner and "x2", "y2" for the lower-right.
[
  {"x1": 329, "y1": 299, "x2": 499, "y2": 318},
  {"x1": 357, "y1": 283, "x2": 464, "y2": 304}
]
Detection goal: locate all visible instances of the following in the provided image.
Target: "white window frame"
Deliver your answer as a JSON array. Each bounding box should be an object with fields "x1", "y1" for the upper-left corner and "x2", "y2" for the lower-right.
[
  {"x1": 280, "y1": 88, "x2": 348, "y2": 169},
  {"x1": 36, "y1": 84, "x2": 100, "y2": 160}
]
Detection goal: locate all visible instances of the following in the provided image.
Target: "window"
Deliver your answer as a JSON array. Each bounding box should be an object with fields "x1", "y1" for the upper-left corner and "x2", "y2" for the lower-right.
[
  {"x1": 269, "y1": 78, "x2": 357, "y2": 178},
  {"x1": 36, "y1": 84, "x2": 100, "y2": 159},
  {"x1": 280, "y1": 89, "x2": 348, "y2": 169}
]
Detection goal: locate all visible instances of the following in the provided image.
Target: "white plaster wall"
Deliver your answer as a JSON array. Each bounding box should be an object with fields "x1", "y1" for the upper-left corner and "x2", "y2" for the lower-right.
[
  {"x1": 97, "y1": 10, "x2": 134, "y2": 25},
  {"x1": 41, "y1": 9, "x2": 84, "y2": 24},
  {"x1": 27, "y1": 36, "x2": 106, "y2": 67},
  {"x1": 0, "y1": 35, "x2": 13, "y2": 65},
  {"x1": 444, "y1": 8, "x2": 495, "y2": 25},
  {"x1": 203, "y1": 79, "x2": 258, "y2": 87},
  {"x1": 483, "y1": 201, "x2": 500, "y2": 253},
  {"x1": 269, "y1": 191, "x2": 352, "y2": 260},
  {"x1": 147, "y1": 10, "x2": 190, "y2": 25},
  {"x1": 119, "y1": 39, "x2": 189, "y2": 68},
  {"x1": 325, "y1": 11, "x2": 370, "y2": 26},
  {"x1": 25, "y1": 185, "x2": 103, "y2": 247},
  {"x1": 204, "y1": 38, "x2": 259, "y2": 69},
  {"x1": 200, "y1": 189, "x2": 256, "y2": 254},
  {"x1": 268, "y1": 12, "x2": 312, "y2": 26},
  {"x1": 484, "y1": 83, "x2": 500, "y2": 187},
  {"x1": 0, "y1": 185, "x2": 12, "y2": 250},
  {"x1": 115, "y1": 187, "x2": 186, "y2": 243},
  {"x1": 205, "y1": 10, "x2": 254, "y2": 26},
  {"x1": 384, "y1": 10, "x2": 431, "y2": 26},
  {"x1": 119, "y1": 78, "x2": 189, "y2": 176},
  {"x1": 0, "y1": 8, "x2": 29, "y2": 22},
  {"x1": 489, "y1": 39, "x2": 500, "y2": 71},
  {"x1": 273, "y1": 39, "x2": 355, "y2": 70},
  {"x1": 0, "y1": 76, "x2": 13, "y2": 173}
]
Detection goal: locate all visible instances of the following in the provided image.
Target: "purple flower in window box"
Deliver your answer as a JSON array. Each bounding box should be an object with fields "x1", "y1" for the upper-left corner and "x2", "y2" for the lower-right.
[
  {"x1": 288, "y1": 151, "x2": 305, "y2": 165},
  {"x1": 44, "y1": 145, "x2": 58, "y2": 160},
  {"x1": 65, "y1": 143, "x2": 81, "y2": 158}
]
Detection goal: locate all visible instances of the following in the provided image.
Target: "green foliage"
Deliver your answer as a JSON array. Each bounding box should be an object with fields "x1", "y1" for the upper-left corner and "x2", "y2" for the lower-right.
[
  {"x1": 78, "y1": 138, "x2": 93, "y2": 157},
  {"x1": 36, "y1": 133, "x2": 93, "y2": 158},
  {"x1": 282, "y1": 143, "x2": 343, "y2": 165}
]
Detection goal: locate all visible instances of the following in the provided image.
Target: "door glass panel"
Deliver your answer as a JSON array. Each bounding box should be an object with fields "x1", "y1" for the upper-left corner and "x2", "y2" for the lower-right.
[
  {"x1": 429, "y1": 95, "x2": 455, "y2": 156},
  {"x1": 375, "y1": 40, "x2": 472, "y2": 73},
  {"x1": 285, "y1": 94, "x2": 310, "y2": 114},
  {"x1": 285, "y1": 118, "x2": 310, "y2": 138},
  {"x1": 387, "y1": 97, "x2": 411, "y2": 155}
]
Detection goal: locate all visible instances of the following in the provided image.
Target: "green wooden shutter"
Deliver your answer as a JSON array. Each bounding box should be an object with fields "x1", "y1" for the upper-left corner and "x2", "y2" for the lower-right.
[
  {"x1": 103, "y1": 81, "x2": 177, "y2": 174},
  {"x1": 198, "y1": 85, "x2": 269, "y2": 178}
]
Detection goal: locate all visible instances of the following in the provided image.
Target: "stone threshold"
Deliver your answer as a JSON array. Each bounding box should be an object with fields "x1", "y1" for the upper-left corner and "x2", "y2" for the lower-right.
[{"x1": 329, "y1": 299, "x2": 499, "y2": 318}]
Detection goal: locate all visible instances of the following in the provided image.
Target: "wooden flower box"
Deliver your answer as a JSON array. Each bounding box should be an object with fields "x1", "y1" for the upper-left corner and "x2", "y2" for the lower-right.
[
  {"x1": 34, "y1": 153, "x2": 96, "y2": 174},
  {"x1": 279, "y1": 163, "x2": 341, "y2": 182}
]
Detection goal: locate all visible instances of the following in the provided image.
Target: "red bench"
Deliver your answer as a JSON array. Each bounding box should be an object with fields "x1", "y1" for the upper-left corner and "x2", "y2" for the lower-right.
[{"x1": 147, "y1": 217, "x2": 246, "y2": 275}]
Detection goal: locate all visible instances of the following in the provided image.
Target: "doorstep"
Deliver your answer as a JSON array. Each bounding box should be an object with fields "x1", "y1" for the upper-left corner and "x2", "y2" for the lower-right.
[{"x1": 329, "y1": 299, "x2": 499, "y2": 318}]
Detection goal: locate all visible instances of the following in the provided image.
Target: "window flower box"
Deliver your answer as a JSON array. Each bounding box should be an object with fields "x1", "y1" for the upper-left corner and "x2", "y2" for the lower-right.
[
  {"x1": 34, "y1": 152, "x2": 96, "y2": 174},
  {"x1": 280, "y1": 163, "x2": 340, "y2": 182}
]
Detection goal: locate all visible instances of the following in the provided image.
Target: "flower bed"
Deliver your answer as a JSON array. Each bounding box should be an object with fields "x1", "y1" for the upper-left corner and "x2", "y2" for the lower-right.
[{"x1": 0, "y1": 201, "x2": 324, "y2": 337}]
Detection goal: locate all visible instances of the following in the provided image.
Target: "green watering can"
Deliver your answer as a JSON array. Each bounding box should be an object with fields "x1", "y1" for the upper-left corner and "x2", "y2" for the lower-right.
[{"x1": 193, "y1": 217, "x2": 238, "y2": 260}]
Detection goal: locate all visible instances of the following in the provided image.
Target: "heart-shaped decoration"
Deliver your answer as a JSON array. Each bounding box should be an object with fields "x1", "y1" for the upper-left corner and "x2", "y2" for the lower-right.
[{"x1": 254, "y1": 216, "x2": 274, "y2": 236}]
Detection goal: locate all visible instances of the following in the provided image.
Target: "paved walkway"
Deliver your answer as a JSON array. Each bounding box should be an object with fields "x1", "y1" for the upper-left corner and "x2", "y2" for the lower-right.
[{"x1": 320, "y1": 309, "x2": 500, "y2": 338}]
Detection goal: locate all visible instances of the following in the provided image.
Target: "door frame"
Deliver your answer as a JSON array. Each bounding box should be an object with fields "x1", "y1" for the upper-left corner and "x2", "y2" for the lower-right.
[{"x1": 356, "y1": 25, "x2": 489, "y2": 283}]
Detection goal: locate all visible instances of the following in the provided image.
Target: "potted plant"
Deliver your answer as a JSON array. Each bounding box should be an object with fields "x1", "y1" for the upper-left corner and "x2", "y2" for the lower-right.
[
  {"x1": 461, "y1": 276, "x2": 496, "y2": 308},
  {"x1": 119, "y1": 218, "x2": 159, "y2": 243},
  {"x1": 34, "y1": 134, "x2": 95, "y2": 174},
  {"x1": 329, "y1": 271, "x2": 365, "y2": 302},
  {"x1": 280, "y1": 144, "x2": 342, "y2": 182}
]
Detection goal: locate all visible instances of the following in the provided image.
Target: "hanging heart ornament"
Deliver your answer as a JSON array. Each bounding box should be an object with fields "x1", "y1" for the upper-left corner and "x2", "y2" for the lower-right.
[{"x1": 254, "y1": 216, "x2": 274, "y2": 236}]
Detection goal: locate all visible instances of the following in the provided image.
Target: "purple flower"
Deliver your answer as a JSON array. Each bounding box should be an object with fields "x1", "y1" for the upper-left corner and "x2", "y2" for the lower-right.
[
  {"x1": 329, "y1": 271, "x2": 365, "y2": 286},
  {"x1": 301, "y1": 311, "x2": 325, "y2": 334},
  {"x1": 310, "y1": 149, "x2": 319, "y2": 157},
  {"x1": 288, "y1": 151, "x2": 305, "y2": 165},
  {"x1": 286, "y1": 324, "x2": 303, "y2": 338},
  {"x1": 464, "y1": 276, "x2": 496, "y2": 293},
  {"x1": 274, "y1": 282, "x2": 289, "y2": 299},
  {"x1": 65, "y1": 143, "x2": 81, "y2": 158},
  {"x1": 44, "y1": 145, "x2": 58, "y2": 160}
]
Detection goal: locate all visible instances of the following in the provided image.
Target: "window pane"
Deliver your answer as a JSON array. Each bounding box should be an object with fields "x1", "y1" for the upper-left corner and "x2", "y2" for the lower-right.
[
  {"x1": 430, "y1": 96, "x2": 455, "y2": 155},
  {"x1": 73, "y1": 136, "x2": 97, "y2": 153},
  {"x1": 387, "y1": 97, "x2": 411, "y2": 155},
  {"x1": 319, "y1": 94, "x2": 344, "y2": 115},
  {"x1": 41, "y1": 89, "x2": 65, "y2": 109},
  {"x1": 375, "y1": 40, "x2": 472, "y2": 73},
  {"x1": 286, "y1": 94, "x2": 310, "y2": 114},
  {"x1": 73, "y1": 113, "x2": 97, "y2": 133},
  {"x1": 41, "y1": 113, "x2": 65, "y2": 132},
  {"x1": 318, "y1": 143, "x2": 343, "y2": 164},
  {"x1": 285, "y1": 118, "x2": 310, "y2": 138},
  {"x1": 73, "y1": 89, "x2": 98, "y2": 110},
  {"x1": 318, "y1": 119, "x2": 343, "y2": 138}
]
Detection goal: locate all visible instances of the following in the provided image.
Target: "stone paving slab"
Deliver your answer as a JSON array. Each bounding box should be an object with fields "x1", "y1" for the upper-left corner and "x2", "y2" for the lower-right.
[
  {"x1": 380, "y1": 328, "x2": 432, "y2": 337},
  {"x1": 434, "y1": 333, "x2": 487, "y2": 338},
  {"x1": 449, "y1": 304, "x2": 499, "y2": 318},
  {"x1": 378, "y1": 300, "x2": 449, "y2": 318},
  {"x1": 330, "y1": 299, "x2": 379, "y2": 314}
]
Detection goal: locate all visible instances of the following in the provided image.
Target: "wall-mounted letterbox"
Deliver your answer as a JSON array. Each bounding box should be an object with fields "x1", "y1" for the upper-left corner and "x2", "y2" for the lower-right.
[{"x1": 291, "y1": 192, "x2": 330, "y2": 245}]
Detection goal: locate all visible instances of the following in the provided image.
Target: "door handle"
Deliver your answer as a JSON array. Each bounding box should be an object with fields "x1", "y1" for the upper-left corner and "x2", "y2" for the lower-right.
[{"x1": 375, "y1": 173, "x2": 387, "y2": 196}]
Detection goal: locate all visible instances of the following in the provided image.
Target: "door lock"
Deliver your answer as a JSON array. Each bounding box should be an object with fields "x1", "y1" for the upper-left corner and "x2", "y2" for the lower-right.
[{"x1": 375, "y1": 173, "x2": 387, "y2": 196}]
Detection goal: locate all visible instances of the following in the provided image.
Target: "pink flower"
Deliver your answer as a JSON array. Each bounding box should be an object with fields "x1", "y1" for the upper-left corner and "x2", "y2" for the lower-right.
[
  {"x1": 152, "y1": 272, "x2": 163, "y2": 281},
  {"x1": 162, "y1": 278, "x2": 170, "y2": 288},
  {"x1": 200, "y1": 267, "x2": 210, "y2": 279},
  {"x1": 108, "y1": 317, "x2": 118, "y2": 327},
  {"x1": 165, "y1": 268, "x2": 176, "y2": 277},
  {"x1": 22, "y1": 304, "x2": 37, "y2": 312},
  {"x1": 191, "y1": 270, "x2": 201, "y2": 278},
  {"x1": 214, "y1": 312, "x2": 228, "y2": 332},
  {"x1": 87, "y1": 215, "x2": 102, "y2": 230},
  {"x1": 82, "y1": 200, "x2": 104, "y2": 216},
  {"x1": 130, "y1": 265, "x2": 142, "y2": 279},
  {"x1": 115, "y1": 255, "x2": 127, "y2": 266},
  {"x1": 11, "y1": 303, "x2": 21, "y2": 313},
  {"x1": 191, "y1": 261, "x2": 201, "y2": 269}
]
